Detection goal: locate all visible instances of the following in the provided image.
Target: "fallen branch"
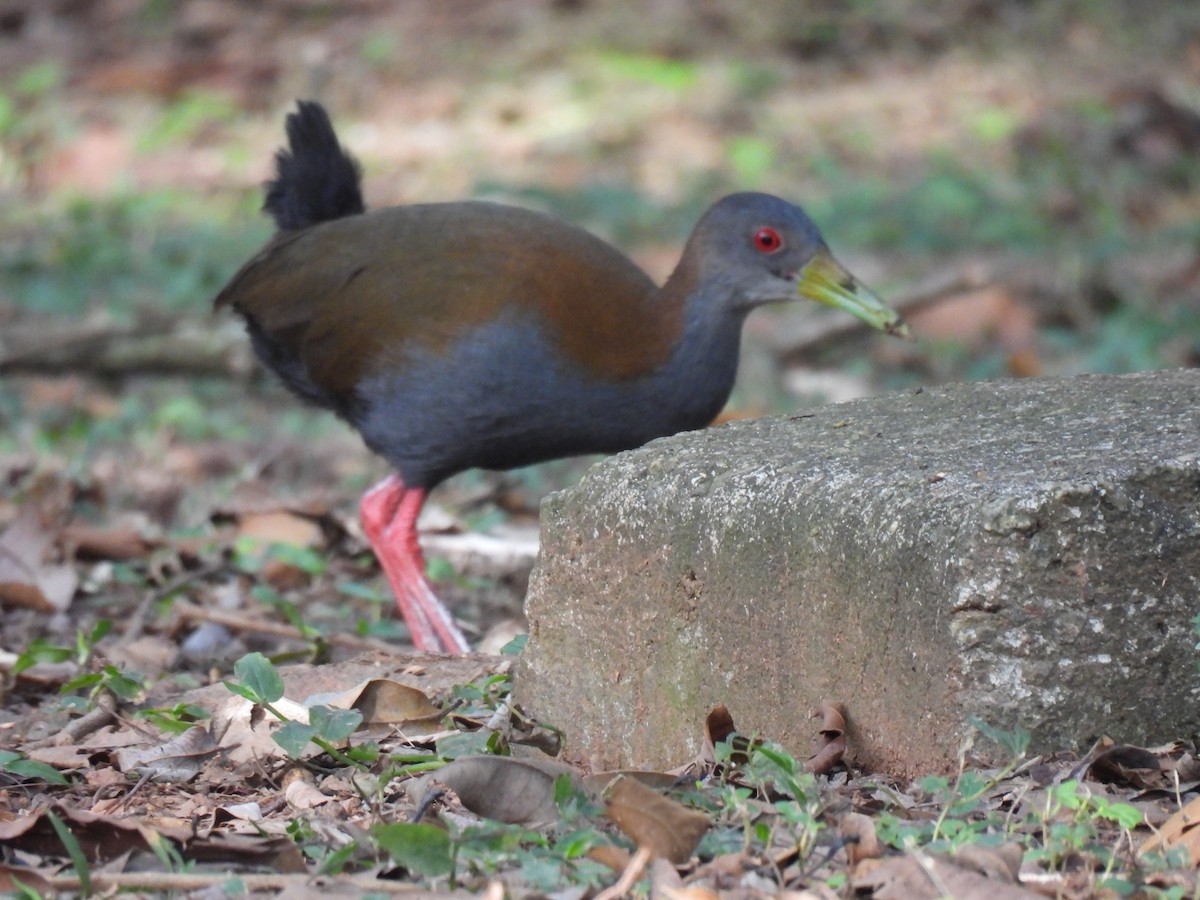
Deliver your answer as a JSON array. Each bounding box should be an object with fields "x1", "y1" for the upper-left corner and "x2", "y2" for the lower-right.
[
  {"x1": 171, "y1": 598, "x2": 399, "y2": 653},
  {"x1": 0, "y1": 313, "x2": 253, "y2": 378},
  {"x1": 41, "y1": 870, "x2": 456, "y2": 894}
]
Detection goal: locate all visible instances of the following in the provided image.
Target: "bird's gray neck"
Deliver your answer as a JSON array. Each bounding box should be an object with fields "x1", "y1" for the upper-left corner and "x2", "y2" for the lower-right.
[{"x1": 640, "y1": 284, "x2": 748, "y2": 434}]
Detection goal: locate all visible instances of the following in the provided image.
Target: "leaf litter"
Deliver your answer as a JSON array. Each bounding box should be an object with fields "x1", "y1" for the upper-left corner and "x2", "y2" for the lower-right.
[{"x1": 1, "y1": 448, "x2": 1199, "y2": 897}]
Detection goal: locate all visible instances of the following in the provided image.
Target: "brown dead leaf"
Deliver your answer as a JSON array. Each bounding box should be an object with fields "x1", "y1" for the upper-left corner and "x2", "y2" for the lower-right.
[
  {"x1": 806, "y1": 702, "x2": 847, "y2": 774},
  {"x1": 0, "y1": 863, "x2": 55, "y2": 895},
  {"x1": 1077, "y1": 737, "x2": 1164, "y2": 788},
  {"x1": 703, "y1": 704, "x2": 760, "y2": 766},
  {"x1": 952, "y1": 843, "x2": 1024, "y2": 882},
  {"x1": 285, "y1": 778, "x2": 333, "y2": 810},
  {"x1": 704, "y1": 705, "x2": 736, "y2": 745},
  {"x1": 23, "y1": 745, "x2": 97, "y2": 771},
  {"x1": 1172, "y1": 753, "x2": 1200, "y2": 784},
  {"x1": 185, "y1": 831, "x2": 308, "y2": 872},
  {"x1": 588, "y1": 843, "x2": 634, "y2": 872},
  {"x1": 583, "y1": 770, "x2": 681, "y2": 797},
  {"x1": 235, "y1": 509, "x2": 328, "y2": 589},
  {"x1": 0, "y1": 806, "x2": 192, "y2": 864},
  {"x1": 115, "y1": 726, "x2": 218, "y2": 783},
  {"x1": 343, "y1": 679, "x2": 443, "y2": 731},
  {"x1": 605, "y1": 775, "x2": 710, "y2": 864},
  {"x1": 212, "y1": 802, "x2": 265, "y2": 824},
  {"x1": 651, "y1": 856, "x2": 703, "y2": 899},
  {"x1": 689, "y1": 851, "x2": 753, "y2": 885},
  {"x1": 234, "y1": 510, "x2": 326, "y2": 547},
  {"x1": 0, "y1": 505, "x2": 78, "y2": 612},
  {"x1": 840, "y1": 811, "x2": 882, "y2": 866},
  {"x1": 413, "y1": 754, "x2": 577, "y2": 827},
  {"x1": 850, "y1": 852, "x2": 1045, "y2": 899},
  {"x1": 60, "y1": 521, "x2": 159, "y2": 561},
  {"x1": 1139, "y1": 794, "x2": 1200, "y2": 864},
  {"x1": 211, "y1": 694, "x2": 313, "y2": 765}
]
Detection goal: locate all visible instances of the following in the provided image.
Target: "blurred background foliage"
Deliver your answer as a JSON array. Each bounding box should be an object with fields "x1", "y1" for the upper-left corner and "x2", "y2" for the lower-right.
[{"x1": 1, "y1": 0, "x2": 1198, "y2": 501}]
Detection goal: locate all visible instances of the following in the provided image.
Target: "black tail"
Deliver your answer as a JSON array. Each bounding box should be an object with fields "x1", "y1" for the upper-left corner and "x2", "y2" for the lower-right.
[{"x1": 263, "y1": 101, "x2": 366, "y2": 231}]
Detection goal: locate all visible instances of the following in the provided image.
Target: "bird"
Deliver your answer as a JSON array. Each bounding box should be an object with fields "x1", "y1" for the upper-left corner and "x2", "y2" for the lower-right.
[{"x1": 215, "y1": 100, "x2": 908, "y2": 654}]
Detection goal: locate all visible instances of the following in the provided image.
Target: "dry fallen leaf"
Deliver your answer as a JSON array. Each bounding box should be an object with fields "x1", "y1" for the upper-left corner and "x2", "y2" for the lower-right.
[
  {"x1": 704, "y1": 704, "x2": 737, "y2": 746},
  {"x1": 342, "y1": 679, "x2": 443, "y2": 731},
  {"x1": 583, "y1": 770, "x2": 681, "y2": 798},
  {"x1": 1076, "y1": 737, "x2": 1164, "y2": 788},
  {"x1": 413, "y1": 754, "x2": 577, "y2": 827},
  {"x1": 806, "y1": 702, "x2": 847, "y2": 774},
  {"x1": 840, "y1": 811, "x2": 882, "y2": 867},
  {"x1": 60, "y1": 521, "x2": 159, "y2": 561},
  {"x1": 851, "y1": 851, "x2": 1044, "y2": 899},
  {"x1": 952, "y1": 842, "x2": 1024, "y2": 882},
  {"x1": 605, "y1": 775, "x2": 710, "y2": 865},
  {"x1": 115, "y1": 725, "x2": 219, "y2": 783},
  {"x1": 651, "y1": 856, "x2": 711, "y2": 900},
  {"x1": 703, "y1": 704, "x2": 760, "y2": 767},
  {"x1": 0, "y1": 505, "x2": 79, "y2": 612},
  {"x1": 235, "y1": 509, "x2": 328, "y2": 590},
  {"x1": 588, "y1": 843, "x2": 634, "y2": 872},
  {"x1": 1140, "y1": 794, "x2": 1200, "y2": 864},
  {"x1": 285, "y1": 778, "x2": 333, "y2": 810}
]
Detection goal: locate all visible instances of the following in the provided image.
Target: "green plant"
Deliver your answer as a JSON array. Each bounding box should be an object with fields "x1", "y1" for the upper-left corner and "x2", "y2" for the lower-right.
[
  {"x1": 136, "y1": 702, "x2": 211, "y2": 735},
  {"x1": 46, "y1": 809, "x2": 90, "y2": 895},
  {"x1": 0, "y1": 750, "x2": 69, "y2": 785},
  {"x1": 0, "y1": 60, "x2": 70, "y2": 187},
  {"x1": 223, "y1": 652, "x2": 365, "y2": 764},
  {"x1": 13, "y1": 620, "x2": 111, "y2": 674},
  {"x1": 61, "y1": 664, "x2": 146, "y2": 707},
  {"x1": 1025, "y1": 779, "x2": 1143, "y2": 880}
]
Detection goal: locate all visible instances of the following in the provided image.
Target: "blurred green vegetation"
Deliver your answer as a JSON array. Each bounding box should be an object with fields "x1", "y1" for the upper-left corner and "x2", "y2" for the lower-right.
[
  {"x1": 1, "y1": 0, "x2": 1199, "y2": 498},
  {"x1": 1, "y1": 190, "x2": 265, "y2": 317}
]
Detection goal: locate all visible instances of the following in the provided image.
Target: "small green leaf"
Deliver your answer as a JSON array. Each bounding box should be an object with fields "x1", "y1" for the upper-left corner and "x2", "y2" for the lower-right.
[
  {"x1": 500, "y1": 633, "x2": 527, "y2": 655},
  {"x1": 0, "y1": 751, "x2": 69, "y2": 785},
  {"x1": 97, "y1": 665, "x2": 146, "y2": 702},
  {"x1": 61, "y1": 672, "x2": 103, "y2": 694},
  {"x1": 337, "y1": 580, "x2": 387, "y2": 602},
  {"x1": 274, "y1": 721, "x2": 318, "y2": 759},
  {"x1": 16, "y1": 61, "x2": 64, "y2": 96},
  {"x1": 425, "y1": 557, "x2": 455, "y2": 582},
  {"x1": 47, "y1": 810, "x2": 91, "y2": 895},
  {"x1": 266, "y1": 542, "x2": 327, "y2": 576},
  {"x1": 1100, "y1": 801, "x2": 1144, "y2": 830},
  {"x1": 436, "y1": 729, "x2": 495, "y2": 760},
  {"x1": 137, "y1": 703, "x2": 210, "y2": 735},
  {"x1": 13, "y1": 639, "x2": 73, "y2": 675},
  {"x1": 968, "y1": 716, "x2": 1030, "y2": 758},
  {"x1": 310, "y1": 705, "x2": 362, "y2": 743},
  {"x1": 227, "y1": 652, "x2": 285, "y2": 704},
  {"x1": 373, "y1": 822, "x2": 453, "y2": 878}
]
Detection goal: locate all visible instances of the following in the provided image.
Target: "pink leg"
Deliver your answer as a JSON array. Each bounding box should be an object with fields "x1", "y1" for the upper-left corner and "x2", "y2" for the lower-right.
[{"x1": 360, "y1": 474, "x2": 470, "y2": 653}]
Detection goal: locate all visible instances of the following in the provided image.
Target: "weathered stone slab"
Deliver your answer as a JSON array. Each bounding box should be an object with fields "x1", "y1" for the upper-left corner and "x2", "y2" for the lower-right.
[{"x1": 514, "y1": 371, "x2": 1200, "y2": 776}]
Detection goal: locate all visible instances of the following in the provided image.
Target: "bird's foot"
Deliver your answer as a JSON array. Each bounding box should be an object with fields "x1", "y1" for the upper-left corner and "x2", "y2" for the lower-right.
[{"x1": 360, "y1": 475, "x2": 471, "y2": 654}]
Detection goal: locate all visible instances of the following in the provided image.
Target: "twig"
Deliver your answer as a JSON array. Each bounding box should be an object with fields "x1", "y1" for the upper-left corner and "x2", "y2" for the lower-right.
[
  {"x1": 42, "y1": 871, "x2": 442, "y2": 894},
  {"x1": 171, "y1": 598, "x2": 397, "y2": 652},
  {"x1": 594, "y1": 845, "x2": 652, "y2": 900},
  {"x1": 0, "y1": 315, "x2": 252, "y2": 378},
  {"x1": 122, "y1": 562, "x2": 225, "y2": 642},
  {"x1": 54, "y1": 690, "x2": 117, "y2": 745}
]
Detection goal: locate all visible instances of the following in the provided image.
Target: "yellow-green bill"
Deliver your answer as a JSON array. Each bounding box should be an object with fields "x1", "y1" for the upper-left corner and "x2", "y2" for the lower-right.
[{"x1": 796, "y1": 248, "x2": 910, "y2": 338}]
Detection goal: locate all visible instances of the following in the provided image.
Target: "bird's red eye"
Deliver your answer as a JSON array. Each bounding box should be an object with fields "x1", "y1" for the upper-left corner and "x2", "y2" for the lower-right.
[{"x1": 754, "y1": 227, "x2": 783, "y2": 253}]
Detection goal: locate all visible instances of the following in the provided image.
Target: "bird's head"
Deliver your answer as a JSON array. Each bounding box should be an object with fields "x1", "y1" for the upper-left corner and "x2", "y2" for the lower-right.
[{"x1": 682, "y1": 192, "x2": 909, "y2": 337}]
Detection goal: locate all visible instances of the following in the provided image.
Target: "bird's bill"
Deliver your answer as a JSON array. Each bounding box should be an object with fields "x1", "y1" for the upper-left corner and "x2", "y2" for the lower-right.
[{"x1": 795, "y1": 248, "x2": 910, "y2": 338}]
